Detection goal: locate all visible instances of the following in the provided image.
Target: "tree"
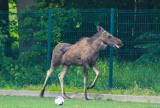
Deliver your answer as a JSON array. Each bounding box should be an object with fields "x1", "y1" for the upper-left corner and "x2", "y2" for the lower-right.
[
  {"x1": 16, "y1": 0, "x2": 38, "y2": 53},
  {"x1": 16, "y1": 0, "x2": 38, "y2": 12},
  {"x1": 0, "y1": 0, "x2": 11, "y2": 57}
]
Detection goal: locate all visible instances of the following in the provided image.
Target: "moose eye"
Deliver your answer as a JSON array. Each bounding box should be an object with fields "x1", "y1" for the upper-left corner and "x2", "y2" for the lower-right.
[{"x1": 108, "y1": 35, "x2": 112, "y2": 39}]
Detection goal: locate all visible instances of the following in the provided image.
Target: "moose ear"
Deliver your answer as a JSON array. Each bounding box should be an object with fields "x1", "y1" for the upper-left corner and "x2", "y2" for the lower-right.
[
  {"x1": 97, "y1": 26, "x2": 105, "y2": 33},
  {"x1": 97, "y1": 26, "x2": 101, "y2": 32}
]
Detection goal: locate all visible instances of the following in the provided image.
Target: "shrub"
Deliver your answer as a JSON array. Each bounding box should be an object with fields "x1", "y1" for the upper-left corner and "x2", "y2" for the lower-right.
[{"x1": 135, "y1": 32, "x2": 160, "y2": 63}]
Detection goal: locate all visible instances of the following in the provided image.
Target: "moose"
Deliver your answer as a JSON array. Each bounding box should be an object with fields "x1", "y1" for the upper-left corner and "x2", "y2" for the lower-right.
[{"x1": 40, "y1": 26, "x2": 123, "y2": 100}]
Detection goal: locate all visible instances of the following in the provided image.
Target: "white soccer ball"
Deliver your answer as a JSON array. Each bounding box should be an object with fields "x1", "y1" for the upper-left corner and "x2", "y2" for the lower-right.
[{"x1": 55, "y1": 96, "x2": 64, "y2": 105}]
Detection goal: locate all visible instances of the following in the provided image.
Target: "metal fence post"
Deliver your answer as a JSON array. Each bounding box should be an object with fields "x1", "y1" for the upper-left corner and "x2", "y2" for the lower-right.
[
  {"x1": 109, "y1": 8, "x2": 115, "y2": 88},
  {"x1": 47, "y1": 9, "x2": 52, "y2": 70}
]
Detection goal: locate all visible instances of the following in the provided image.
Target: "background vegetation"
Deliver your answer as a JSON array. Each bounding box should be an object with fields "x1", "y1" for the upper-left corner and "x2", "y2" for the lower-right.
[{"x1": 0, "y1": 0, "x2": 160, "y2": 95}]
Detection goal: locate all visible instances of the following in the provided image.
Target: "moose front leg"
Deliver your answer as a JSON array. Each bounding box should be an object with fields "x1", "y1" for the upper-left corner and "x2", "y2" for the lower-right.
[
  {"x1": 83, "y1": 65, "x2": 89, "y2": 100},
  {"x1": 87, "y1": 65, "x2": 100, "y2": 89}
]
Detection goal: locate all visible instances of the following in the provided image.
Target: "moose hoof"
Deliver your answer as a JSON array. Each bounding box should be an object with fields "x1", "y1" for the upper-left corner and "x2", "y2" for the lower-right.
[
  {"x1": 83, "y1": 96, "x2": 89, "y2": 100},
  {"x1": 84, "y1": 97, "x2": 89, "y2": 100},
  {"x1": 39, "y1": 94, "x2": 44, "y2": 98},
  {"x1": 63, "y1": 94, "x2": 70, "y2": 99},
  {"x1": 39, "y1": 91, "x2": 44, "y2": 98}
]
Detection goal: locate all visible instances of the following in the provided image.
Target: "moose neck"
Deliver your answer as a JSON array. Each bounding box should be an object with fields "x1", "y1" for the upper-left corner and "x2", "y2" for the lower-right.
[{"x1": 89, "y1": 33, "x2": 107, "y2": 53}]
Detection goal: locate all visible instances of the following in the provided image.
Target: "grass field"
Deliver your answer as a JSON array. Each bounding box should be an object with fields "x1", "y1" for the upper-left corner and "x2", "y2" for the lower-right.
[{"x1": 0, "y1": 96, "x2": 160, "y2": 108}]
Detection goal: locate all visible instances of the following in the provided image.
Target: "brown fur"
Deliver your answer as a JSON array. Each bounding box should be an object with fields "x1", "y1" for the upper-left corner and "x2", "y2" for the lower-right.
[{"x1": 40, "y1": 26, "x2": 123, "y2": 100}]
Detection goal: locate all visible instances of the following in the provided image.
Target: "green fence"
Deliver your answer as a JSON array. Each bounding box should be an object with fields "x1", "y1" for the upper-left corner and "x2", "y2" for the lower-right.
[{"x1": 0, "y1": 9, "x2": 160, "y2": 92}]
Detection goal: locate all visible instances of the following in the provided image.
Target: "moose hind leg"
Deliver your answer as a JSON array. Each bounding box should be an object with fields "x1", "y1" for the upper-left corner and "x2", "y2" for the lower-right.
[
  {"x1": 87, "y1": 65, "x2": 100, "y2": 89},
  {"x1": 83, "y1": 65, "x2": 89, "y2": 100},
  {"x1": 58, "y1": 65, "x2": 69, "y2": 99},
  {"x1": 39, "y1": 66, "x2": 56, "y2": 97}
]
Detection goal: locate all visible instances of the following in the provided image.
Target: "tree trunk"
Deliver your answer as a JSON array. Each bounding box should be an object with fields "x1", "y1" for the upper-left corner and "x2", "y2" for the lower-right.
[
  {"x1": 16, "y1": 0, "x2": 38, "y2": 53},
  {"x1": 16, "y1": 0, "x2": 38, "y2": 12}
]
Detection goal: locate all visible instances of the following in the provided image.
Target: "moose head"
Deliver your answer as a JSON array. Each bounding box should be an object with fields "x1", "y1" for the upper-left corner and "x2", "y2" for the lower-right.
[{"x1": 97, "y1": 26, "x2": 123, "y2": 49}]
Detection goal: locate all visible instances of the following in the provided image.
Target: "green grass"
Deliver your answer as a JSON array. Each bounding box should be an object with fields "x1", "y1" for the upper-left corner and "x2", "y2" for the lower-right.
[
  {"x1": 0, "y1": 96, "x2": 160, "y2": 108},
  {"x1": 1, "y1": 60, "x2": 160, "y2": 96}
]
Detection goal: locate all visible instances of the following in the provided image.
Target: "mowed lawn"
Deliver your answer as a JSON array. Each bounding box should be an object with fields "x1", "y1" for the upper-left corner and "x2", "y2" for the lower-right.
[{"x1": 0, "y1": 96, "x2": 160, "y2": 108}]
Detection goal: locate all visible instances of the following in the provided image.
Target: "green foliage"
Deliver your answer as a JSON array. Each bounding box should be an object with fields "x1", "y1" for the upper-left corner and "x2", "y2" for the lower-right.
[
  {"x1": 113, "y1": 61, "x2": 160, "y2": 91},
  {"x1": 0, "y1": 57, "x2": 47, "y2": 87},
  {"x1": 0, "y1": 29, "x2": 5, "y2": 58},
  {"x1": 9, "y1": 19, "x2": 19, "y2": 59},
  {"x1": 0, "y1": 8, "x2": 81, "y2": 88},
  {"x1": 135, "y1": 32, "x2": 160, "y2": 63},
  {"x1": 51, "y1": 8, "x2": 79, "y2": 43},
  {"x1": 135, "y1": 32, "x2": 160, "y2": 53},
  {"x1": 0, "y1": 57, "x2": 160, "y2": 94},
  {"x1": 0, "y1": 28, "x2": 7, "y2": 71},
  {"x1": 0, "y1": 30, "x2": 5, "y2": 85},
  {"x1": 18, "y1": 8, "x2": 79, "y2": 50},
  {"x1": 0, "y1": 21, "x2": 47, "y2": 86},
  {"x1": 0, "y1": 7, "x2": 160, "y2": 96}
]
